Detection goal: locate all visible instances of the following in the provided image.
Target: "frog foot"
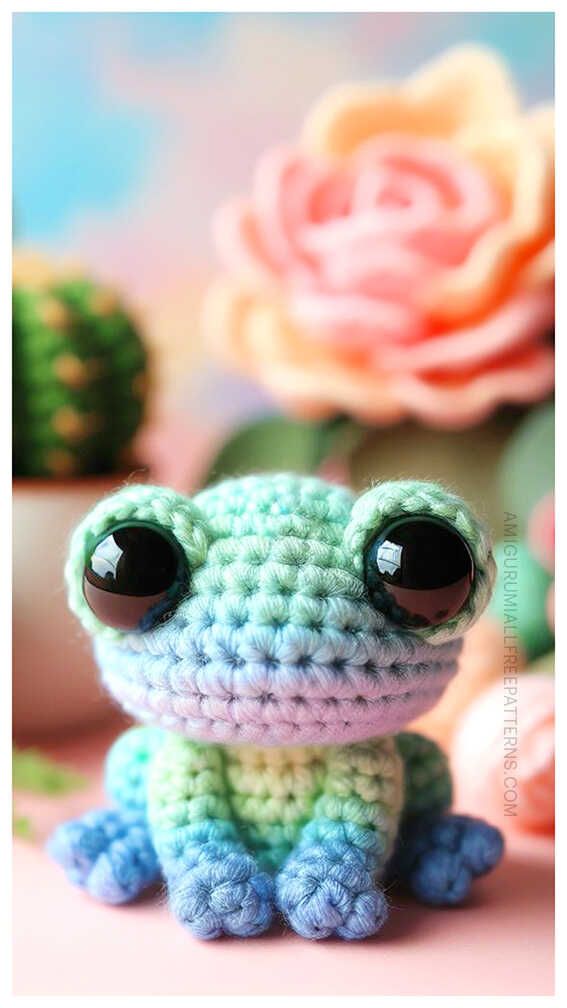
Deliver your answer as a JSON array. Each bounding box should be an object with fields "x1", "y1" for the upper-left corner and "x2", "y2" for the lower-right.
[
  {"x1": 47, "y1": 808, "x2": 160, "y2": 904},
  {"x1": 162, "y1": 822, "x2": 275, "y2": 939},
  {"x1": 390, "y1": 812, "x2": 504, "y2": 906},
  {"x1": 276, "y1": 824, "x2": 388, "y2": 940}
]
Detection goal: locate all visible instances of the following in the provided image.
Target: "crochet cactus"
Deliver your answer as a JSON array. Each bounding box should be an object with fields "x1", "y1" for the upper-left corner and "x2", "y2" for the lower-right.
[{"x1": 13, "y1": 260, "x2": 147, "y2": 477}]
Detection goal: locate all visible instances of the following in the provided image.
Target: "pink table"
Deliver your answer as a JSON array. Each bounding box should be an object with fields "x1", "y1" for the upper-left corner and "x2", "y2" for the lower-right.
[{"x1": 13, "y1": 721, "x2": 554, "y2": 996}]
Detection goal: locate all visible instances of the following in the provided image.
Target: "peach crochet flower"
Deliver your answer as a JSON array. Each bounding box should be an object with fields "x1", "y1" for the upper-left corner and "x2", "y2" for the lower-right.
[{"x1": 206, "y1": 47, "x2": 554, "y2": 428}]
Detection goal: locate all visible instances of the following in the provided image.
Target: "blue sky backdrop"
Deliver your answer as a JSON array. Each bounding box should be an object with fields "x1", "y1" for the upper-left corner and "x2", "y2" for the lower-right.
[{"x1": 13, "y1": 13, "x2": 554, "y2": 260}]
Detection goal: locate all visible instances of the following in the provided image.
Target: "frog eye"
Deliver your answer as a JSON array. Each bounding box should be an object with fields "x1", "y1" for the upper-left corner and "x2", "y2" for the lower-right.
[
  {"x1": 364, "y1": 515, "x2": 474, "y2": 629},
  {"x1": 83, "y1": 522, "x2": 189, "y2": 631}
]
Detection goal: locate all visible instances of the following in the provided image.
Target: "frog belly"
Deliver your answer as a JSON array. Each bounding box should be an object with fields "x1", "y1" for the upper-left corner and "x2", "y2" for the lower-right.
[
  {"x1": 223, "y1": 739, "x2": 403, "y2": 873},
  {"x1": 224, "y1": 744, "x2": 326, "y2": 871}
]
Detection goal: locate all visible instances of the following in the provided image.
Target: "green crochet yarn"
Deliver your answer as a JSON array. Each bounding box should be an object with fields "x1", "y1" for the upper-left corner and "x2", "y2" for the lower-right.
[
  {"x1": 67, "y1": 476, "x2": 494, "y2": 647},
  {"x1": 13, "y1": 271, "x2": 147, "y2": 477},
  {"x1": 50, "y1": 473, "x2": 504, "y2": 940},
  {"x1": 395, "y1": 732, "x2": 452, "y2": 816},
  {"x1": 147, "y1": 732, "x2": 405, "y2": 874},
  {"x1": 346, "y1": 479, "x2": 495, "y2": 645}
]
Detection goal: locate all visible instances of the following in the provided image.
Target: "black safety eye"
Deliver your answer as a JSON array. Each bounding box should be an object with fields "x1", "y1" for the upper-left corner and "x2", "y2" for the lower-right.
[
  {"x1": 364, "y1": 515, "x2": 474, "y2": 629},
  {"x1": 83, "y1": 522, "x2": 188, "y2": 631}
]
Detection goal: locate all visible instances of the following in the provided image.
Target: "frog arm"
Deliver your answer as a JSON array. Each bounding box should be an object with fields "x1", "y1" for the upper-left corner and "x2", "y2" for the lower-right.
[
  {"x1": 276, "y1": 737, "x2": 404, "y2": 940},
  {"x1": 47, "y1": 726, "x2": 164, "y2": 904},
  {"x1": 147, "y1": 734, "x2": 274, "y2": 939}
]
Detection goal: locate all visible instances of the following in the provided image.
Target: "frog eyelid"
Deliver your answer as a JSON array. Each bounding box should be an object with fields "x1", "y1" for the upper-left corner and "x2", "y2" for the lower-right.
[
  {"x1": 345, "y1": 480, "x2": 495, "y2": 645},
  {"x1": 66, "y1": 485, "x2": 210, "y2": 639}
]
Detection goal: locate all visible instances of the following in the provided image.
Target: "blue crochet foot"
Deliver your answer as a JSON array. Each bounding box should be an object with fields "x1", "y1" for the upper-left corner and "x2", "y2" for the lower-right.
[
  {"x1": 156, "y1": 821, "x2": 275, "y2": 939},
  {"x1": 47, "y1": 808, "x2": 160, "y2": 904},
  {"x1": 388, "y1": 812, "x2": 504, "y2": 906},
  {"x1": 276, "y1": 820, "x2": 388, "y2": 940}
]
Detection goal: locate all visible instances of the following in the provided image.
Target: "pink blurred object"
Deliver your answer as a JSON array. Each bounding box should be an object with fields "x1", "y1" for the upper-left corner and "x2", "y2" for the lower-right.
[
  {"x1": 451, "y1": 674, "x2": 554, "y2": 835},
  {"x1": 528, "y1": 491, "x2": 554, "y2": 573},
  {"x1": 135, "y1": 410, "x2": 220, "y2": 494}
]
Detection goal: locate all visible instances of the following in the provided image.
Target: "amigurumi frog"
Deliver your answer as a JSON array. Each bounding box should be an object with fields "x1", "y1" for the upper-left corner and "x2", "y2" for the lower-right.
[{"x1": 49, "y1": 474, "x2": 504, "y2": 940}]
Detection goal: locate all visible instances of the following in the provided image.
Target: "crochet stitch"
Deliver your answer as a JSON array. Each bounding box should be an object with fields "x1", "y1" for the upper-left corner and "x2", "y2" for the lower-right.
[
  {"x1": 50, "y1": 473, "x2": 503, "y2": 940},
  {"x1": 12, "y1": 269, "x2": 147, "y2": 478}
]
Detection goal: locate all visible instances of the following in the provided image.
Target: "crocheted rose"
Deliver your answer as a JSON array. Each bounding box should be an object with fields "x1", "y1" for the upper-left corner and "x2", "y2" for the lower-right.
[{"x1": 206, "y1": 47, "x2": 554, "y2": 428}]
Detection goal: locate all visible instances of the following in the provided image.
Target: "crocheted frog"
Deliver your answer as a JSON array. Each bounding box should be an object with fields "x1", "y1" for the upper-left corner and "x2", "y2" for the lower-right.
[{"x1": 49, "y1": 474, "x2": 503, "y2": 940}]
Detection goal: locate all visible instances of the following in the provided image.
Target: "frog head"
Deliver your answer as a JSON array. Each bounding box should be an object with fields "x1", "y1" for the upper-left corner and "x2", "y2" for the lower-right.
[{"x1": 66, "y1": 474, "x2": 494, "y2": 746}]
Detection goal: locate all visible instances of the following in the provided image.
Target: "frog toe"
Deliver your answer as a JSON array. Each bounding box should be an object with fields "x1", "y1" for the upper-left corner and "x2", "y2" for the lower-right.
[
  {"x1": 276, "y1": 841, "x2": 388, "y2": 940},
  {"x1": 168, "y1": 845, "x2": 274, "y2": 939},
  {"x1": 408, "y1": 847, "x2": 473, "y2": 905},
  {"x1": 392, "y1": 812, "x2": 504, "y2": 906},
  {"x1": 48, "y1": 809, "x2": 159, "y2": 903}
]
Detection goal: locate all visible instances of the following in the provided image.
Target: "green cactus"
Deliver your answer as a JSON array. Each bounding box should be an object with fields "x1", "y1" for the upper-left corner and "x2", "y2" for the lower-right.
[{"x1": 13, "y1": 268, "x2": 148, "y2": 478}]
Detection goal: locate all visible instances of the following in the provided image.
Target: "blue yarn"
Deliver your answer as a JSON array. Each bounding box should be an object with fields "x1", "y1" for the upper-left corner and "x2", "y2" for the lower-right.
[
  {"x1": 104, "y1": 726, "x2": 164, "y2": 811},
  {"x1": 275, "y1": 817, "x2": 388, "y2": 940},
  {"x1": 47, "y1": 808, "x2": 160, "y2": 904},
  {"x1": 388, "y1": 812, "x2": 504, "y2": 906},
  {"x1": 48, "y1": 731, "x2": 504, "y2": 931},
  {"x1": 410, "y1": 849, "x2": 473, "y2": 906},
  {"x1": 155, "y1": 820, "x2": 274, "y2": 939}
]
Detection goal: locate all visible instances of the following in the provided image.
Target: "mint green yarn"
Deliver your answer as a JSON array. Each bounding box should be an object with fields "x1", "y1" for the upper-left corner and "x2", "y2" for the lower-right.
[
  {"x1": 147, "y1": 734, "x2": 404, "y2": 875},
  {"x1": 346, "y1": 480, "x2": 495, "y2": 644},
  {"x1": 67, "y1": 474, "x2": 493, "y2": 647},
  {"x1": 52, "y1": 473, "x2": 503, "y2": 940},
  {"x1": 396, "y1": 732, "x2": 452, "y2": 817},
  {"x1": 66, "y1": 483, "x2": 211, "y2": 640}
]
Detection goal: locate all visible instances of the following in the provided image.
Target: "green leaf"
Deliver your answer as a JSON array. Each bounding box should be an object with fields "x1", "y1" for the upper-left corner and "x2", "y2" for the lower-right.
[
  {"x1": 12, "y1": 748, "x2": 86, "y2": 796},
  {"x1": 202, "y1": 414, "x2": 368, "y2": 487},
  {"x1": 13, "y1": 813, "x2": 33, "y2": 840}
]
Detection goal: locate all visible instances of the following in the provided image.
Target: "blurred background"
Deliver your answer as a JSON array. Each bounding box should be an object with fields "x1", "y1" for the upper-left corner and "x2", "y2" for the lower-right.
[
  {"x1": 13, "y1": 12, "x2": 555, "y2": 449},
  {"x1": 12, "y1": 14, "x2": 555, "y2": 993}
]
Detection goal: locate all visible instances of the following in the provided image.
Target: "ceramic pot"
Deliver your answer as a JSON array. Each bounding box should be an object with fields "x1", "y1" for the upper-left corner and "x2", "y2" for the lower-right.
[{"x1": 13, "y1": 476, "x2": 125, "y2": 739}]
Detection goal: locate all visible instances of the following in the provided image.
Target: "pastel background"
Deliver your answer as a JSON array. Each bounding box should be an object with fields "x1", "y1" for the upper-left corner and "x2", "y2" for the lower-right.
[
  {"x1": 13, "y1": 14, "x2": 554, "y2": 995},
  {"x1": 13, "y1": 12, "x2": 555, "y2": 444}
]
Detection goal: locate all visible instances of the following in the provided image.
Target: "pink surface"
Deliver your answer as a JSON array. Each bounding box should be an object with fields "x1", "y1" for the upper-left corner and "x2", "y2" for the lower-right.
[{"x1": 13, "y1": 721, "x2": 554, "y2": 996}]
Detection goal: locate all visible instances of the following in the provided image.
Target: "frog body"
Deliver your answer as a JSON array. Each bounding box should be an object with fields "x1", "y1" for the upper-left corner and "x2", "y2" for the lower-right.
[{"x1": 49, "y1": 474, "x2": 503, "y2": 939}]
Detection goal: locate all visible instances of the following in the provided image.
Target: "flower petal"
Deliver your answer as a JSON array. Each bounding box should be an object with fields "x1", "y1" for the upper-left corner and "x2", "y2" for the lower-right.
[
  {"x1": 404, "y1": 45, "x2": 520, "y2": 135},
  {"x1": 379, "y1": 288, "x2": 554, "y2": 374},
  {"x1": 252, "y1": 147, "x2": 327, "y2": 276},
  {"x1": 203, "y1": 281, "x2": 554, "y2": 429},
  {"x1": 304, "y1": 46, "x2": 520, "y2": 157},
  {"x1": 430, "y1": 117, "x2": 554, "y2": 322},
  {"x1": 213, "y1": 199, "x2": 280, "y2": 279},
  {"x1": 290, "y1": 290, "x2": 426, "y2": 347},
  {"x1": 528, "y1": 103, "x2": 555, "y2": 153},
  {"x1": 391, "y1": 345, "x2": 555, "y2": 428}
]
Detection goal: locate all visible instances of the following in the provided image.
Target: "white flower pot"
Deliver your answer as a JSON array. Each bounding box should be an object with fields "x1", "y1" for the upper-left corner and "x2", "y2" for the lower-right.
[{"x1": 12, "y1": 476, "x2": 123, "y2": 738}]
